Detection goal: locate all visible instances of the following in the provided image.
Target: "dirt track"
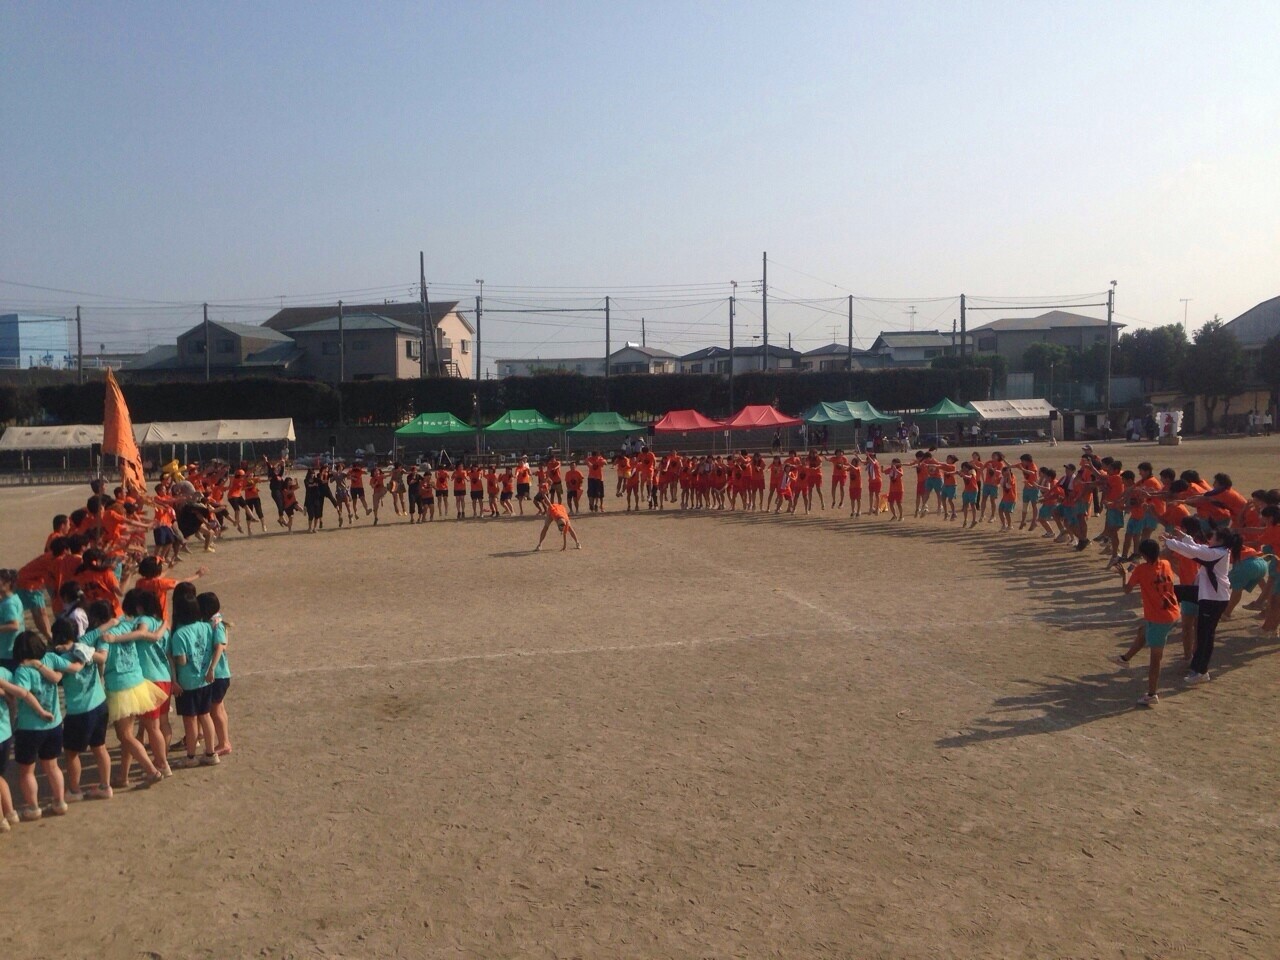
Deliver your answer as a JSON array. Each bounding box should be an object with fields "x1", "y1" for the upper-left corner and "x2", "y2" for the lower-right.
[{"x1": 2, "y1": 437, "x2": 1278, "y2": 959}]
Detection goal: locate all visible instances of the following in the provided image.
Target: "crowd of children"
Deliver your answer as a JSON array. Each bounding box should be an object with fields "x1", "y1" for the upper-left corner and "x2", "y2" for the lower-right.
[
  {"x1": 5, "y1": 440, "x2": 1273, "y2": 826},
  {"x1": 2, "y1": 475, "x2": 235, "y2": 829}
]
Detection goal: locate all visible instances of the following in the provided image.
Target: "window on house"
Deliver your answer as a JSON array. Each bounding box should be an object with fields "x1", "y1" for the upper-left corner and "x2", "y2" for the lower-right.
[
  {"x1": 460, "y1": 339, "x2": 470, "y2": 354},
  {"x1": 321, "y1": 341, "x2": 339, "y2": 356},
  {"x1": 978, "y1": 337, "x2": 996, "y2": 352},
  {"x1": 505, "y1": 365, "x2": 515, "y2": 376},
  {"x1": 406, "y1": 341, "x2": 421, "y2": 359},
  {"x1": 352, "y1": 340, "x2": 370, "y2": 351},
  {"x1": 188, "y1": 339, "x2": 206, "y2": 355},
  {"x1": 688, "y1": 363, "x2": 702, "y2": 373},
  {"x1": 924, "y1": 349, "x2": 940, "y2": 359},
  {"x1": 217, "y1": 338, "x2": 234, "y2": 354}
]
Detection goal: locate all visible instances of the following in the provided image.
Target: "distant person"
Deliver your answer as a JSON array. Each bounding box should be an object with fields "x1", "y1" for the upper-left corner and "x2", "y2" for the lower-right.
[{"x1": 535, "y1": 502, "x2": 580, "y2": 551}]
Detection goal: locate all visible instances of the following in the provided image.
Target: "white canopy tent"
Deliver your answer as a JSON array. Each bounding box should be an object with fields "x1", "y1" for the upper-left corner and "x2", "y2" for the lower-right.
[
  {"x1": 967, "y1": 399, "x2": 1056, "y2": 420},
  {"x1": 1, "y1": 419, "x2": 295, "y2": 451},
  {"x1": 0, "y1": 424, "x2": 104, "y2": 451}
]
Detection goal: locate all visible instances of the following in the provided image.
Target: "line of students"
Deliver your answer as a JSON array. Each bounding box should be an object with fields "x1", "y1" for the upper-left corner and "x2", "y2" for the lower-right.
[{"x1": 2, "y1": 491, "x2": 236, "y2": 829}]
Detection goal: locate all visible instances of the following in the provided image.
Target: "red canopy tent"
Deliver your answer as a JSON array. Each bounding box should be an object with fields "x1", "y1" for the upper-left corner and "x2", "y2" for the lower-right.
[
  {"x1": 720, "y1": 404, "x2": 802, "y2": 429},
  {"x1": 653, "y1": 409, "x2": 724, "y2": 433}
]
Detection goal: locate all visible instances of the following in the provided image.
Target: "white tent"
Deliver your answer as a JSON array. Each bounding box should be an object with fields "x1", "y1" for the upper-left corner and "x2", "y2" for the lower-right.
[
  {"x1": 967, "y1": 399, "x2": 1055, "y2": 421},
  {"x1": 0, "y1": 424, "x2": 103, "y2": 451},
  {"x1": 1, "y1": 418, "x2": 296, "y2": 450}
]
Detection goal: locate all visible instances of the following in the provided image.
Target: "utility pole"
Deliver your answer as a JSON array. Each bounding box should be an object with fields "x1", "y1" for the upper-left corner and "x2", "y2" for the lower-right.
[
  {"x1": 1180, "y1": 297, "x2": 1192, "y2": 337},
  {"x1": 729, "y1": 285, "x2": 737, "y2": 412},
  {"x1": 847, "y1": 295, "x2": 854, "y2": 393},
  {"x1": 337, "y1": 300, "x2": 345, "y2": 384},
  {"x1": 951, "y1": 318, "x2": 958, "y2": 398},
  {"x1": 203, "y1": 302, "x2": 210, "y2": 382},
  {"x1": 641, "y1": 317, "x2": 646, "y2": 348},
  {"x1": 761, "y1": 251, "x2": 769, "y2": 371},
  {"x1": 1104, "y1": 280, "x2": 1117, "y2": 415},
  {"x1": 419, "y1": 252, "x2": 429, "y2": 378},
  {"x1": 75, "y1": 305, "x2": 83, "y2": 384},
  {"x1": 958, "y1": 294, "x2": 967, "y2": 401},
  {"x1": 474, "y1": 279, "x2": 484, "y2": 381},
  {"x1": 604, "y1": 295, "x2": 611, "y2": 410},
  {"x1": 907, "y1": 305, "x2": 917, "y2": 331}
]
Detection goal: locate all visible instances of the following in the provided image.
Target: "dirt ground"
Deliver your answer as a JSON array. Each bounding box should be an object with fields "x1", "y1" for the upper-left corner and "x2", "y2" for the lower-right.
[{"x1": 2, "y1": 436, "x2": 1278, "y2": 959}]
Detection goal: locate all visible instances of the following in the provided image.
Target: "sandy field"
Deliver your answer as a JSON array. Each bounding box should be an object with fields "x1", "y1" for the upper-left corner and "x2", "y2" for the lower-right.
[{"x1": 2, "y1": 436, "x2": 1278, "y2": 959}]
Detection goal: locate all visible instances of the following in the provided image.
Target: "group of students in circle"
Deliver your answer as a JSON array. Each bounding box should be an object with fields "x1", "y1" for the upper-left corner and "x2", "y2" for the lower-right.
[{"x1": 1, "y1": 476, "x2": 235, "y2": 831}]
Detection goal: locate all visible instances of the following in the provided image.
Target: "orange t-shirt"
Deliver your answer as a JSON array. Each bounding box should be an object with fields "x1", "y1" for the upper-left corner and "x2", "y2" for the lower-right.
[
  {"x1": 136, "y1": 576, "x2": 179, "y2": 622},
  {"x1": 548, "y1": 503, "x2": 569, "y2": 522},
  {"x1": 1127, "y1": 559, "x2": 1180, "y2": 623},
  {"x1": 586, "y1": 456, "x2": 606, "y2": 481},
  {"x1": 565, "y1": 468, "x2": 584, "y2": 492}
]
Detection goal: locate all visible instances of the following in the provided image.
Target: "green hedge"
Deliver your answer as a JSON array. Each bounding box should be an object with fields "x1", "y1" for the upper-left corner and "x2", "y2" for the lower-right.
[{"x1": 10, "y1": 367, "x2": 990, "y2": 428}]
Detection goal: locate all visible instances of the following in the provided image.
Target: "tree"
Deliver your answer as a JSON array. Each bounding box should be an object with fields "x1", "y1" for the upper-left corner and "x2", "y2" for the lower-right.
[
  {"x1": 1115, "y1": 324, "x2": 1187, "y2": 388},
  {"x1": 1023, "y1": 342, "x2": 1071, "y2": 381},
  {"x1": 1257, "y1": 333, "x2": 1280, "y2": 417},
  {"x1": 1177, "y1": 320, "x2": 1244, "y2": 430},
  {"x1": 930, "y1": 353, "x2": 1008, "y2": 391}
]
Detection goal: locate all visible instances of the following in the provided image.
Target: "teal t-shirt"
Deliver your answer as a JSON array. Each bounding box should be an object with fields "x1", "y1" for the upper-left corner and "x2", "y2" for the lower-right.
[
  {"x1": 171, "y1": 622, "x2": 214, "y2": 691},
  {"x1": 133, "y1": 616, "x2": 172, "y2": 684},
  {"x1": 0, "y1": 665, "x2": 12, "y2": 741},
  {"x1": 0, "y1": 593, "x2": 24, "y2": 659},
  {"x1": 58, "y1": 637, "x2": 106, "y2": 716},
  {"x1": 97, "y1": 618, "x2": 145, "y2": 692},
  {"x1": 211, "y1": 621, "x2": 231, "y2": 681},
  {"x1": 14, "y1": 652, "x2": 70, "y2": 730}
]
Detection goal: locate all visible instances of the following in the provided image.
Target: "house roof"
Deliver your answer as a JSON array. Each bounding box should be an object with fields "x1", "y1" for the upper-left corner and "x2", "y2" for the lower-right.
[
  {"x1": 873, "y1": 331, "x2": 964, "y2": 350},
  {"x1": 208, "y1": 321, "x2": 294, "y2": 342},
  {"x1": 802, "y1": 342, "x2": 870, "y2": 357},
  {"x1": 288, "y1": 313, "x2": 421, "y2": 336},
  {"x1": 734, "y1": 343, "x2": 802, "y2": 358},
  {"x1": 263, "y1": 301, "x2": 470, "y2": 335},
  {"x1": 970, "y1": 310, "x2": 1122, "y2": 333},
  {"x1": 611, "y1": 344, "x2": 677, "y2": 359},
  {"x1": 679, "y1": 346, "x2": 729, "y2": 361},
  {"x1": 1222, "y1": 294, "x2": 1280, "y2": 346},
  {"x1": 123, "y1": 345, "x2": 179, "y2": 371},
  {"x1": 241, "y1": 342, "x2": 303, "y2": 367}
]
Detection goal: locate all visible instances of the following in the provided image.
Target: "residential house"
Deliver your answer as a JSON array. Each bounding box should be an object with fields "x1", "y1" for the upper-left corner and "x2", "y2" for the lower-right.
[
  {"x1": 969, "y1": 310, "x2": 1121, "y2": 373},
  {"x1": 264, "y1": 300, "x2": 474, "y2": 378},
  {"x1": 609, "y1": 344, "x2": 677, "y2": 374},
  {"x1": 800, "y1": 342, "x2": 873, "y2": 372},
  {"x1": 286, "y1": 313, "x2": 427, "y2": 381},
  {"x1": 494, "y1": 344, "x2": 677, "y2": 378},
  {"x1": 124, "y1": 321, "x2": 304, "y2": 381},
  {"x1": 866, "y1": 330, "x2": 969, "y2": 368},
  {"x1": 1222, "y1": 294, "x2": 1280, "y2": 369}
]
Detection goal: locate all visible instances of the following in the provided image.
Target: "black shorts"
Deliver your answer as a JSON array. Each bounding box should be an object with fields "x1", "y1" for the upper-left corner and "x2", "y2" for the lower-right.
[
  {"x1": 351, "y1": 487, "x2": 366, "y2": 501},
  {"x1": 587, "y1": 478, "x2": 605, "y2": 499},
  {"x1": 567, "y1": 487, "x2": 582, "y2": 500},
  {"x1": 154, "y1": 526, "x2": 175, "y2": 546},
  {"x1": 500, "y1": 491, "x2": 512, "y2": 501},
  {"x1": 471, "y1": 490, "x2": 483, "y2": 501},
  {"x1": 209, "y1": 677, "x2": 231, "y2": 704},
  {"x1": 420, "y1": 491, "x2": 434, "y2": 505},
  {"x1": 228, "y1": 496, "x2": 247, "y2": 510},
  {"x1": 15, "y1": 725, "x2": 64, "y2": 764},
  {"x1": 176, "y1": 685, "x2": 214, "y2": 717},
  {"x1": 517, "y1": 483, "x2": 530, "y2": 498},
  {"x1": 0, "y1": 736, "x2": 9, "y2": 776},
  {"x1": 435, "y1": 487, "x2": 448, "y2": 499},
  {"x1": 64, "y1": 702, "x2": 109, "y2": 752},
  {"x1": 245, "y1": 497, "x2": 264, "y2": 518},
  {"x1": 453, "y1": 489, "x2": 466, "y2": 499},
  {"x1": 1174, "y1": 584, "x2": 1199, "y2": 604}
]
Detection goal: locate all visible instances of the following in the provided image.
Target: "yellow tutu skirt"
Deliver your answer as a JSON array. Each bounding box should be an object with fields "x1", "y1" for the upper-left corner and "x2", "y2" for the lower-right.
[{"x1": 107, "y1": 680, "x2": 169, "y2": 722}]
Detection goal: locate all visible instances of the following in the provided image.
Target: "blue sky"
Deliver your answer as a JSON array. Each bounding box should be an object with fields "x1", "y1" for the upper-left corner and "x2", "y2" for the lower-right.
[{"x1": 3, "y1": 2, "x2": 1277, "y2": 373}]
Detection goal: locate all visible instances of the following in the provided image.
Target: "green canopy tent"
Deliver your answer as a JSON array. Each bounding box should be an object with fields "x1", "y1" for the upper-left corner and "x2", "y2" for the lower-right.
[
  {"x1": 919, "y1": 397, "x2": 978, "y2": 442},
  {"x1": 484, "y1": 408, "x2": 560, "y2": 432},
  {"x1": 801, "y1": 400, "x2": 899, "y2": 425},
  {"x1": 566, "y1": 411, "x2": 646, "y2": 435},
  {"x1": 394, "y1": 412, "x2": 476, "y2": 437}
]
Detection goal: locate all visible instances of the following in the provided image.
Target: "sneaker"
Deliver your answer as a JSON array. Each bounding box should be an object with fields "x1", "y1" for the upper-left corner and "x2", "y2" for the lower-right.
[
  {"x1": 1138, "y1": 694, "x2": 1159, "y2": 706},
  {"x1": 65, "y1": 789, "x2": 85, "y2": 803},
  {"x1": 4, "y1": 811, "x2": 18, "y2": 826},
  {"x1": 0, "y1": 816, "x2": 8, "y2": 833},
  {"x1": 199, "y1": 753, "x2": 220, "y2": 766},
  {"x1": 1184, "y1": 672, "x2": 1212, "y2": 685},
  {"x1": 170, "y1": 755, "x2": 200, "y2": 769},
  {"x1": 1112, "y1": 654, "x2": 1130, "y2": 668}
]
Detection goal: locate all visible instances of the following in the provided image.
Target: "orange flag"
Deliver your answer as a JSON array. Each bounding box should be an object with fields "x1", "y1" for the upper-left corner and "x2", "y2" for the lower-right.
[{"x1": 103, "y1": 368, "x2": 145, "y2": 495}]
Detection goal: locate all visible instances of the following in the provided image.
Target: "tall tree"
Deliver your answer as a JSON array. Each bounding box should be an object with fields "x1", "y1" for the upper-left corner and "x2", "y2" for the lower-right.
[
  {"x1": 1115, "y1": 324, "x2": 1187, "y2": 388},
  {"x1": 1023, "y1": 342, "x2": 1071, "y2": 380},
  {"x1": 1178, "y1": 320, "x2": 1244, "y2": 430}
]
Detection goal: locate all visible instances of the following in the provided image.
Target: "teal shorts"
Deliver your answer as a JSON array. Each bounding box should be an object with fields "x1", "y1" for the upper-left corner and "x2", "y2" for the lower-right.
[
  {"x1": 1106, "y1": 508, "x2": 1125, "y2": 528},
  {"x1": 982, "y1": 483, "x2": 998, "y2": 498},
  {"x1": 942, "y1": 485, "x2": 956, "y2": 499},
  {"x1": 925, "y1": 476, "x2": 943, "y2": 493},
  {"x1": 1038, "y1": 504, "x2": 1054, "y2": 520},
  {"x1": 1179, "y1": 601, "x2": 1199, "y2": 616},
  {"x1": 1022, "y1": 488, "x2": 1040, "y2": 504},
  {"x1": 1125, "y1": 517, "x2": 1144, "y2": 536},
  {"x1": 1229, "y1": 556, "x2": 1269, "y2": 593},
  {"x1": 18, "y1": 589, "x2": 46, "y2": 611},
  {"x1": 999, "y1": 501, "x2": 1014, "y2": 513},
  {"x1": 1144, "y1": 620, "x2": 1175, "y2": 648},
  {"x1": 962, "y1": 491, "x2": 978, "y2": 506},
  {"x1": 1141, "y1": 515, "x2": 1160, "y2": 532}
]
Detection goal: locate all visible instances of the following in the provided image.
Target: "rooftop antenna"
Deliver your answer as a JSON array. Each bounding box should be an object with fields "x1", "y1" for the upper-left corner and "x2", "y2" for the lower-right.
[{"x1": 907, "y1": 305, "x2": 917, "y2": 331}]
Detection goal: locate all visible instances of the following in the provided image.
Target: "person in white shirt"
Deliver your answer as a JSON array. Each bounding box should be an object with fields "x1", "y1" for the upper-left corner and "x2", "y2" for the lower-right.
[{"x1": 1162, "y1": 524, "x2": 1240, "y2": 683}]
